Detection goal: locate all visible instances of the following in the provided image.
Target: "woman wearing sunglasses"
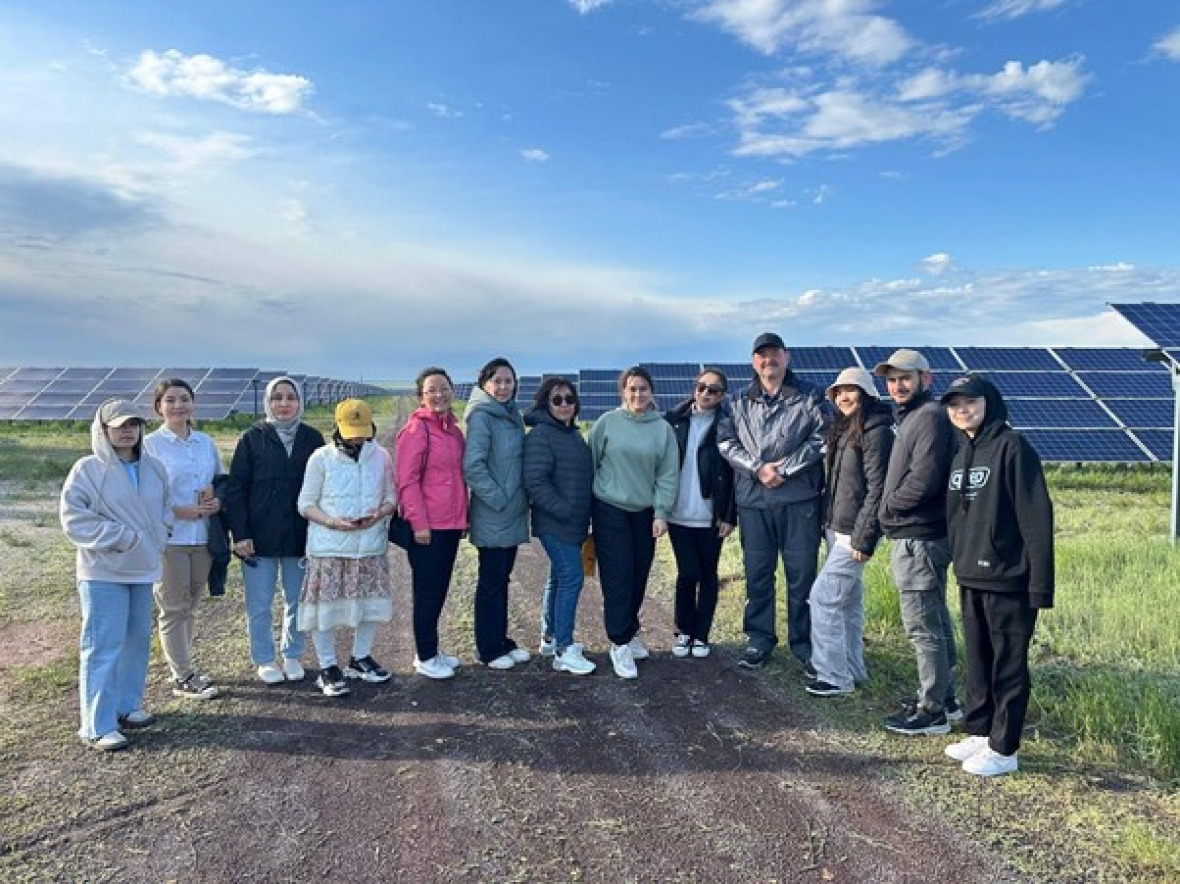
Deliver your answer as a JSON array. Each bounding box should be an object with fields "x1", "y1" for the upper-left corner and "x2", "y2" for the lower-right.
[
  {"x1": 663, "y1": 368, "x2": 737, "y2": 660},
  {"x1": 589, "y1": 366, "x2": 679, "y2": 679},
  {"x1": 523, "y1": 377, "x2": 595, "y2": 675}
]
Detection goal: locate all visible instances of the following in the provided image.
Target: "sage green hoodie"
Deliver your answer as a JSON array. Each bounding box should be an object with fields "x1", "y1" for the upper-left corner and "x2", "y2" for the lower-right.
[{"x1": 589, "y1": 406, "x2": 679, "y2": 518}]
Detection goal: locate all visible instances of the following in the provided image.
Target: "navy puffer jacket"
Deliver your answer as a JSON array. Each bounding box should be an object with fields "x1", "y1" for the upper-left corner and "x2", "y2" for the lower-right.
[{"x1": 522, "y1": 407, "x2": 594, "y2": 546}]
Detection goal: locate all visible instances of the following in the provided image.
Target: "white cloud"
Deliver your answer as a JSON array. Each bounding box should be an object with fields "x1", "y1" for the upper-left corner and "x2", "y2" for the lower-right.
[
  {"x1": 569, "y1": 0, "x2": 611, "y2": 13},
  {"x1": 1153, "y1": 26, "x2": 1180, "y2": 61},
  {"x1": 694, "y1": 0, "x2": 912, "y2": 66},
  {"x1": 426, "y1": 102, "x2": 463, "y2": 118},
  {"x1": 134, "y1": 131, "x2": 256, "y2": 172},
  {"x1": 921, "y1": 253, "x2": 954, "y2": 275},
  {"x1": 520, "y1": 148, "x2": 550, "y2": 163},
  {"x1": 127, "y1": 49, "x2": 312, "y2": 114},
  {"x1": 978, "y1": 0, "x2": 1068, "y2": 22},
  {"x1": 731, "y1": 56, "x2": 1087, "y2": 158}
]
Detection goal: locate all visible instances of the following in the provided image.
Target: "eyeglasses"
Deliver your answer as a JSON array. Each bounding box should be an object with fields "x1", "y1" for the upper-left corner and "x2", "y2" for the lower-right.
[
  {"x1": 696, "y1": 384, "x2": 725, "y2": 395},
  {"x1": 550, "y1": 394, "x2": 576, "y2": 407}
]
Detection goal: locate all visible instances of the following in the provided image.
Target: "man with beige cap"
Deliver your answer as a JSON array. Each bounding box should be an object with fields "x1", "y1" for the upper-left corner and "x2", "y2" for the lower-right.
[{"x1": 874, "y1": 349, "x2": 961, "y2": 735}]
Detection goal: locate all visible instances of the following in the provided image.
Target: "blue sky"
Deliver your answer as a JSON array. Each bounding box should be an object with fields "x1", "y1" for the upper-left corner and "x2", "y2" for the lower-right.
[{"x1": 2, "y1": 0, "x2": 1179, "y2": 381}]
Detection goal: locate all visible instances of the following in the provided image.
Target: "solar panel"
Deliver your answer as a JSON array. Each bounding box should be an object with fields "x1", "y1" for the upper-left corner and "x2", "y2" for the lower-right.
[
  {"x1": 15, "y1": 404, "x2": 83, "y2": 420},
  {"x1": 9, "y1": 367, "x2": 64, "y2": 381},
  {"x1": 955, "y1": 348, "x2": 1063, "y2": 371},
  {"x1": 59, "y1": 367, "x2": 113, "y2": 380},
  {"x1": 1075, "y1": 371, "x2": 1173, "y2": 398},
  {"x1": 979, "y1": 372, "x2": 1087, "y2": 398},
  {"x1": 1112, "y1": 303, "x2": 1180, "y2": 349},
  {"x1": 641, "y1": 362, "x2": 699, "y2": 377},
  {"x1": 794, "y1": 370, "x2": 838, "y2": 391},
  {"x1": 1053, "y1": 348, "x2": 1154, "y2": 372},
  {"x1": 855, "y1": 346, "x2": 963, "y2": 371},
  {"x1": 1022, "y1": 430, "x2": 1151, "y2": 463},
  {"x1": 0, "y1": 378, "x2": 53, "y2": 394},
  {"x1": 579, "y1": 379, "x2": 618, "y2": 395},
  {"x1": 1103, "y1": 399, "x2": 1175, "y2": 428},
  {"x1": 1131, "y1": 430, "x2": 1176, "y2": 462},
  {"x1": 654, "y1": 378, "x2": 694, "y2": 398},
  {"x1": 1006, "y1": 399, "x2": 1118, "y2": 429},
  {"x1": 712, "y1": 364, "x2": 753, "y2": 382},
  {"x1": 790, "y1": 347, "x2": 857, "y2": 370},
  {"x1": 579, "y1": 369, "x2": 619, "y2": 382},
  {"x1": 108, "y1": 368, "x2": 161, "y2": 380}
]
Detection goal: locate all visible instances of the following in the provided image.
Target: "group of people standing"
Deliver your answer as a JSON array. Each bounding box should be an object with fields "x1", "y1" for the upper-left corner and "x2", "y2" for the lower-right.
[{"x1": 61, "y1": 336, "x2": 1053, "y2": 779}]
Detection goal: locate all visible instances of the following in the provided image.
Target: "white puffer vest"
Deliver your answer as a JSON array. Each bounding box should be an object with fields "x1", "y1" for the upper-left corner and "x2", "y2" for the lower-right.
[{"x1": 299, "y1": 441, "x2": 394, "y2": 558}]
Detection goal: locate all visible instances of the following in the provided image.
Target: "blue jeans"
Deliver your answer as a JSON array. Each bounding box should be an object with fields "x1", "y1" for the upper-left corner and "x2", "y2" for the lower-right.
[
  {"x1": 242, "y1": 556, "x2": 306, "y2": 665},
  {"x1": 77, "y1": 581, "x2": 154, "y2": 740},
  {"x1": 538, "y1": 534, "x2": 586, "y2": 652}
]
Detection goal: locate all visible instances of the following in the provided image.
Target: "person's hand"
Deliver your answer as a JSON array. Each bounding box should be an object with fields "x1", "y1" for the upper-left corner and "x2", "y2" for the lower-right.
[
  {"x1": 652, "y1": 518, "x2": 668, "y2": 538},
  {"x1": 175, "y1": 504, "x2": 204, "y2": 521},
  {"x1": 202, "y1": 497, "x2": 222, "y2": 516},
  {"x1": 413, "y1": 528, "x2": 432, "y2": 546},
  {"x1": 718, "y1": 521, "x2": 734, "y2": 539},
  {"x1": 757, "y1": 461, "x2": 785, "y2": 488},
  {"x1": 851, "y1": 549, "x2": 871, "y2": 563},
  {"x1": 233, "y1": 539, "x2": 255, "y2": 558}
]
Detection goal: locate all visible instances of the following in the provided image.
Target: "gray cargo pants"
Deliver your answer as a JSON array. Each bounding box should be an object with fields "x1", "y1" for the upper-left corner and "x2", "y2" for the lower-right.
[{"x1": 891, "y1": 537, "x2": 957, "y2": 713}]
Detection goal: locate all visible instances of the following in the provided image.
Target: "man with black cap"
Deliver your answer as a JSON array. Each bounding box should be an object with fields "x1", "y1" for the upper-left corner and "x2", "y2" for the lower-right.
[
  {"x1": 718, "y1": 332, "x2": 827, "y2": 671},
  {"x1": 874, "y1": 349, "x2": 960, "y2": 735},
  {"x1": 940, "y1": 374, "x2": 1053, "y2": 776}
]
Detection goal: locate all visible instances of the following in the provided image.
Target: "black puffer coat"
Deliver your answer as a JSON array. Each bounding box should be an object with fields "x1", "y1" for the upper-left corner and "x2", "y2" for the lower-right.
[
  {"x1": 823, "y1": 399, "x2": 894, "y2": 555},
  {"x1": 664, "y1": 399, "x2": 737, "y2": 527},
  {"x1": 522, "y1": 407, "x2": 594, "y2": 546}
]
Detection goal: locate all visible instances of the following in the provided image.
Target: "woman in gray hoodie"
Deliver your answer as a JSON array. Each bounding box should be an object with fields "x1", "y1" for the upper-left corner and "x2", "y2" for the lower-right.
[{"x1": 61, "y1": 399, "x2": 173, "y2": 751}]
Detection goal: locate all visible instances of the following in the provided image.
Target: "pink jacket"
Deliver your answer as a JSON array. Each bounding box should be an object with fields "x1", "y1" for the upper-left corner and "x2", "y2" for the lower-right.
[{"x1": 396, "y1": 406, "x2": 468, "y2": 532}]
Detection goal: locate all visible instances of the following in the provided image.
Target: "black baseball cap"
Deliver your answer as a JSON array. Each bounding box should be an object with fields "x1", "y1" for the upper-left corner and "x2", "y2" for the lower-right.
[{"x1": 752, "y1": 332, "x2": 786, "y2": 353}]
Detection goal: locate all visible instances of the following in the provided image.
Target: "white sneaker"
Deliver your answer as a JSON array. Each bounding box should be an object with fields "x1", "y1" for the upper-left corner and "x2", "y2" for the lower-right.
[
  {"x1": 672, "y1": 634, "x2": 691, "y2": 658},
  {"x1": 690, "y1": 640, "x2": 711, "y2": 659},
  {"x1": 945, "y1": 735, "x2": 990, "y2": 763},
  {"x1": 508, "y1": 647, "x2": 531, "y2": 664},
  {"x1": 82, "y1": 730, "x2": 128, "y2": 752},
  {"x1": 553, "y1": 643, "x2": 596, "y2": 676},
  {"x1": 627, "y1": 637, "x2": 650, "y2": 660},
  {"x1": 610, "y1": 643, "x2": 638, "y2": 679},
  {"x1": 962, "y1": 746, "x2": 1019, "y2": 777},
  {"x1": 257, "y1": 663, "x2": 285, "y2": 685},
  {"x1": 413, "y1": 655, "x2": 456, "y2": 680},
  {"x1": 118, "y1": 709, "x2": 156, "y2": 728},
  {"x1": 486, "y1": 653, "x2": 516, "y2": 670},
  {"x1": 538, "y1": 637, "x2": 556, "y2": 657},
  {"x1": 437, "y1": 651, "x2": 461, "y2": 669},
  {"x1": 282, "y1": 658, "x2": 305, "y2": 681}
]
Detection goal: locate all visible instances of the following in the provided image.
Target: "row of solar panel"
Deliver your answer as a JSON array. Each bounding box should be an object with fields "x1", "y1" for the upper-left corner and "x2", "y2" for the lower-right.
[{"x1": 0, "y1": 367, "x2": 383, "y2": 421}]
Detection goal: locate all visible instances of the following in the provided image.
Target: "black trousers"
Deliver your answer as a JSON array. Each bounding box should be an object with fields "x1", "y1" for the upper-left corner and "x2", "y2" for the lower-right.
[
  {"x1": 960, "y1": 585, "x2": 1039, "y2": 756},
  {"x1": 407, "y1": 529, "x2": 462, "y2": 662},
  {"x1": 667, "y1": 523, "x2": 724, "y2": 643},
  {"x1": 474, "y1": 545, "x2": 520, "y2": 662},
  {"x1": 592, "y1": 498, "x2": 655, "y2": 646}
]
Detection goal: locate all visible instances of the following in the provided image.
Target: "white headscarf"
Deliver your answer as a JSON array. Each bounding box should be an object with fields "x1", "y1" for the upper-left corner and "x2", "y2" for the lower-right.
[{"x1": 264, "y1": 376, "x2": 304, "y2": 454}]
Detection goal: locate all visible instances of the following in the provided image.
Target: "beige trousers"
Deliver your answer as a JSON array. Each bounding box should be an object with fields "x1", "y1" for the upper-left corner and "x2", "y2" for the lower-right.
[{"x1": 154, "y1": 545, "x2": 213, "y2": 679}]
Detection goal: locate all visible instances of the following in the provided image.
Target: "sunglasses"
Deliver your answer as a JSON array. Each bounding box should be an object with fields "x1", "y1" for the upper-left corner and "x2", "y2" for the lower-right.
[
  {"x1": 550, "y1": 394, "x2": 577, "y2": 407},
  {"x1": 696, "y1": 384, "x2": 725, "y2": 395}
]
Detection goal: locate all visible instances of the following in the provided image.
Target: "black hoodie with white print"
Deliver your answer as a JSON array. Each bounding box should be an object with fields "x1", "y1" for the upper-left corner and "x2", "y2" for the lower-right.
[{"x1": 944, "y1": 376, "x2": 1055, "y2": 609}]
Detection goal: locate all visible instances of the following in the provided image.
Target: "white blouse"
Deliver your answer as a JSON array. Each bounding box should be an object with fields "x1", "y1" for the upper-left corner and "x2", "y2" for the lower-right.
[{"x1": 144, "y1": 426, "x2": 224, "y2": 546}]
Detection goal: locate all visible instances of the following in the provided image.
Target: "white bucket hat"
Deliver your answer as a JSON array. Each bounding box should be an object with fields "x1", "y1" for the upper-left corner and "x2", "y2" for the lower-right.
[{"x1": 826, "y1": 367, "x2": 879, "y2": 402}]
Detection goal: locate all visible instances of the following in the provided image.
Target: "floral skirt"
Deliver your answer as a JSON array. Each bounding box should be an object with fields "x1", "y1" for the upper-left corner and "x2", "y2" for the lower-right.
[{"x1": 297, "y1": 555, "x2": 393, "y2": 632}]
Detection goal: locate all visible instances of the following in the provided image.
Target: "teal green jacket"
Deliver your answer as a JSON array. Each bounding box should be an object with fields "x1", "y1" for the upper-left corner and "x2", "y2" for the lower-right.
[
  {"x1": 463, "y1": 387, "x2": 529, "y2": 548},
  {"x1": 589, "y1": 406, "x2": 679, "y2": 519}
]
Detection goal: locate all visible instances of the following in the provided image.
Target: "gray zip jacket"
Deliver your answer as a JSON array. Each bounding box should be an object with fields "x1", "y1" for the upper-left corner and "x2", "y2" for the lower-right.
[{"x1": 717, "y1": 372, "x2": 827, "y2": 509}]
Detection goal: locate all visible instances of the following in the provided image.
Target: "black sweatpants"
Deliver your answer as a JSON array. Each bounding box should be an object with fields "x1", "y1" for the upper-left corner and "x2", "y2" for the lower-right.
[
  {"x1": 592, "y1": 498, "x2": 655, "y2": 646},
  {"x1": 407, "y1": 529, "x2": 463, "y2": 662},
  {"x1": 960, "y1": 585, "x2": 1039, "y2": 756}
]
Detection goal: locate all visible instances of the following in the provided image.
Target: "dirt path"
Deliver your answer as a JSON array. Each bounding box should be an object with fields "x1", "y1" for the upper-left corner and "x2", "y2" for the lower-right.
[{"x1": 2, "y1": 534, "x2": 1015, "y2": 883}]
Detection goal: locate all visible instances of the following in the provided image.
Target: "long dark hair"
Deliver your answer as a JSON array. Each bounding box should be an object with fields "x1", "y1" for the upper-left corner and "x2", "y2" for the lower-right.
[
  {"x1": 534, "y1": 376, "x2": 580, "y2": 422},
  {"x1": 825, "y1": 393, "x2": 874, "y2": 470}
]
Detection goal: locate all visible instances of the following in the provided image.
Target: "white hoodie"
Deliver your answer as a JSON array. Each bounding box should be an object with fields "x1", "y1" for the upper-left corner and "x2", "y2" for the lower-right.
[{"x1": 60, "y1": 413, "x2": 174, "y2": 583}]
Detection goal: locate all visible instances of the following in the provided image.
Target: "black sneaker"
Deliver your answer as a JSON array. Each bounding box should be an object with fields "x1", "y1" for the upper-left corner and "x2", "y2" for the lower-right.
[
  {"x1": 316, "y1": 665, "x2": 351, "y2": 697},
  {"x1": 803, "y1": 660, "x2": 818, "y2": 680},
  {"x1": 171, "y1": 672, "x2": 220, "y2": 700},
  {"x1": 344, "y1": 655, "x2": 391, "y2": 684},
  {"x1": 945, "y1": 696, "x2": 964, "y2": 723},
  {"x1": 884, "y1": 705, "x2": 950, "y2": 736},
  {"x1": 738, "y1": 647, "x2": 768, "y2": 670},
  {"x1": 806, "y1": 680, "x2": 853, "y2": 698}
]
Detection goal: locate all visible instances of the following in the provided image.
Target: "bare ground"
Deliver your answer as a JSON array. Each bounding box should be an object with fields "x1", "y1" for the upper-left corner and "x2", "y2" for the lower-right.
[{"x1": 0, "y1": 532, "x2": 1018, "y2": 884}]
